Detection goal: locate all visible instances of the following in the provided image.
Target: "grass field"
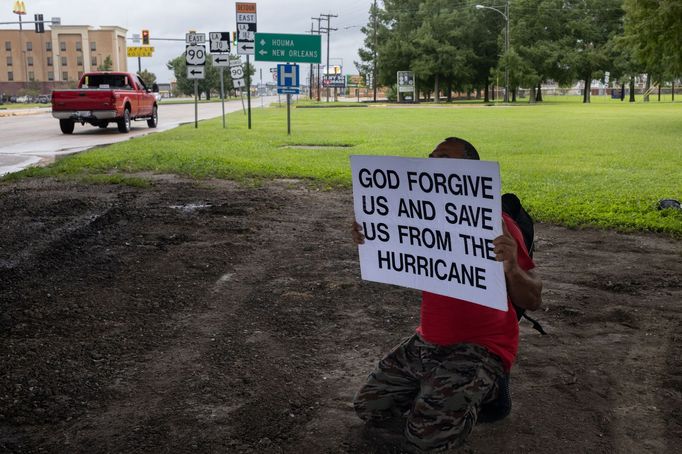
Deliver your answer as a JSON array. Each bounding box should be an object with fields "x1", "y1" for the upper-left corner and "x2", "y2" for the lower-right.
[{"x1": 4, "y1": 100, "x2": 681, "y2": 235}]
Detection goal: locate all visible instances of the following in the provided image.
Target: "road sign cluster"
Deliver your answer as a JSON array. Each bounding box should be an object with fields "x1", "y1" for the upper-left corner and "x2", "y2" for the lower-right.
[
  {"x1": 236, "y1": 2, "x2": 257, "y2": 55},
  {"x1": 186, "y1": 33, "x2": 206, "y2": 80}
]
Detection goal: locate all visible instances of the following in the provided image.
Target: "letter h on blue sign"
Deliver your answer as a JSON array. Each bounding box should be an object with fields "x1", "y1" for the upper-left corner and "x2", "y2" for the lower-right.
[{"x1": 277, "y1": 64, "x2": 299, "y2": 88}]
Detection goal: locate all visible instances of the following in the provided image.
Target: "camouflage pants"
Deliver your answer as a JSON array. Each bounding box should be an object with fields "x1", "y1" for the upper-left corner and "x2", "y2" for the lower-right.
[{"x1": 354, "y1": 334, "x2": 504, "y2": 453}]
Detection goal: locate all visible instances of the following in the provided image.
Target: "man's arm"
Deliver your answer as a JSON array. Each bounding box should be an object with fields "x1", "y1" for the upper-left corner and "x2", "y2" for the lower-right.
[{"x1": 493, "y1": 221, "x2": 543, "y2": 311}]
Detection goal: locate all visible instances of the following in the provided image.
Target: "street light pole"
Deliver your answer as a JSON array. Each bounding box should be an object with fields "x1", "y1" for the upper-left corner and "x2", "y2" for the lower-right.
[{"x1": 475, "y1": 2, "x2": 510, "y2": 103}]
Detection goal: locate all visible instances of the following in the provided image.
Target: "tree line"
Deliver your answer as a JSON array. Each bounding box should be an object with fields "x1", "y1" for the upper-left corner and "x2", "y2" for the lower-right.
[
  {"x1": 356, "y1": 0, "x2": 682, "y2": 102},
  {"x1": 166, "y1": 55, "x2": 255, "y2": 100}
]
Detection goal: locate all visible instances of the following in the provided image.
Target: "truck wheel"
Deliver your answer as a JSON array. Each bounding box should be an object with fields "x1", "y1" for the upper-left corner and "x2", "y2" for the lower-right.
[
  {"x1": 147, "y1": 105, "x2": 158, "y2": 128},
  {"x1": 59, "y1": 119, "x2": 75, "y2": 134},
  {"x1": 117, "y1": 108, "x2": 131, "y2": 133}
]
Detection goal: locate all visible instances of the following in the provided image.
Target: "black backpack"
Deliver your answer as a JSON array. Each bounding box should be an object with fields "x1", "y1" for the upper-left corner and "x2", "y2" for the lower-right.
[{"x1": 501, "y1": 193, "x2": 546, "y2": 335}]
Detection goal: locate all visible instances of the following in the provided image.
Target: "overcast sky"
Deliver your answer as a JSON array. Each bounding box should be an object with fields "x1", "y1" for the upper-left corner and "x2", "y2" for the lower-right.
[{"x1": 3, "y1": 0, "x2": 373, "y2": 83}]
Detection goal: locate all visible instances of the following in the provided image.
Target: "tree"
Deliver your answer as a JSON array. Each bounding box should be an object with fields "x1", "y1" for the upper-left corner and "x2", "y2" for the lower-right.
[
  {"x1": 137, "y1": 69, "x2": 157, "y2": 87},
  {"x1": 509, "y1": 0, "x2": 576, "y2": 102},
  {"x1": 564, "y1": 0, "x2": 624, "y2": 103},
  {"x1": 360, "y1": 0, "x2": 500, "y2": 102},
  {"x1": 624, "y1": 0, "x2": 682, "y2": 78},
  {"x1": 355, "y1": 0, "x2": 386, "y2": 101},
  {"x1": 97, "y1": 55, "x2": 113, "y2": 71}
]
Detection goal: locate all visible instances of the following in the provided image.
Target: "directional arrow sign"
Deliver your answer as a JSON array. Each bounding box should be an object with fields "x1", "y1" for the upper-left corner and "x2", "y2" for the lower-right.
[
  {"x1": 238, "y1": 42, "x2": 254, "y2": 54},
  {"x1": 212, "y1": 55, "x2": 231, "y2": 67},
  {"x1": 187, "y1": 66, "x2": 205, "y2": 79},
  {"x1": 255, "y1": 33, "x2": 321, "y2": 64}
]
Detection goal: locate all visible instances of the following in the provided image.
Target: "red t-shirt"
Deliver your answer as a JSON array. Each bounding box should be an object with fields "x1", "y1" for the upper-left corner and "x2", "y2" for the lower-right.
[{"x1": 417, "y1": 213, "x2": 535, "y2": 371}]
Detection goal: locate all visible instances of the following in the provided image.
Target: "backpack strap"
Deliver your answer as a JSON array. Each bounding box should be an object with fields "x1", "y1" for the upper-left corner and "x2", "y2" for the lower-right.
[{"x1": 502, "y1": 193, "x2": 547, "y2": 335}]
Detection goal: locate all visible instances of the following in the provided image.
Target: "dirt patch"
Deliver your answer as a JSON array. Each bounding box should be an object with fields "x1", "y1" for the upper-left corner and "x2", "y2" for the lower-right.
[{"x1": 0, "y1": 177, "x2": 680, "y2": 453}]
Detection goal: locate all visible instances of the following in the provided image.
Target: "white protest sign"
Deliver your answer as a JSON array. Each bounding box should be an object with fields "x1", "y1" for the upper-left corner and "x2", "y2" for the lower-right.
[{"x1": 351, "y1": 155, "x2": 507, "y2": 311}]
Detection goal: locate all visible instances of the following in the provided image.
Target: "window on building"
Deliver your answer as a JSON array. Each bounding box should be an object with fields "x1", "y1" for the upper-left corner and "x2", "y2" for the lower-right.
[
  {"x1": 28, "y1": 71, "x2": 34, "y2": 81},
  {"x1": 77, "y1": 56, "x2": 83, "y2": 66},
  {"x1": 48, "y1": 71, "x2": 54, "y2": 81},
  {"x1": 7, "y1": 56, "x2": 12, "y2": 66},
  {"x1": 77, "y1": 71, "x2": 83, "y2": 80},
  {"x1": 8, "y1": 72, "x2": 13, "y2": 81},
  {"x1": 46, "y1": 41, "x2": 52, "y2": 51},
  {"x1": 60, "y1": 42, "x2": 66, "y2": 51},
  {"x1": 76, "y1": 41, "x2": 82, "y2": 51},
  {"x1": 27, "y1": 56, "x2": 33, "y2": 66},
  {"x1": 26, "y1": 42, "x2": 33, "y2": 52},
  {"x1": 5, "y1": 41, "x2": 11, "y2": 51},
  {"x1": 62, "y1": 71, "x2": 68, "y2": 81},
  {"x1": 61, "y1": 56, "x2": 67, "y2": 66},
  {"x1": 47, "y1": 56, "x2": 53, "y2": 66},
  {"x1": 91, "y1": 56, "x2": 97, "y2": 66},
  {"x1": 91, "y1": 42, "x2": 96, "y2": 51}
]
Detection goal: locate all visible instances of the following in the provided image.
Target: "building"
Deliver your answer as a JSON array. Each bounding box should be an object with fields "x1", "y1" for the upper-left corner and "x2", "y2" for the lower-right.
[{"x1": 0, "y1": 25, "x2": 127, "y2": 96}]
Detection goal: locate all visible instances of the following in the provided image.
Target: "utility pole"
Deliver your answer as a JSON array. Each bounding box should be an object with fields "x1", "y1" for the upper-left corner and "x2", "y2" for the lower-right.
[
  {"x1": 372, "y1": 0, "x2": 378, "y2": 102},
  {"x1": 308, "y1": 21, "x2": 320, "y2": 100},
  {"x1": 311, "y1": 16, "x2": 323, "y2": 102},
  {"x1": 320, "y1": 13, "x2": 338, "y2": 102},
  {"x1": 504, "y1": 0, "x2": 510, "y2": 103}
]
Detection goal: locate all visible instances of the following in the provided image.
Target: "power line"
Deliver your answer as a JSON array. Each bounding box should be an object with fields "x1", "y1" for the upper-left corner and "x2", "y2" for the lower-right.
[
  {"x1": 312, "y1": 16, "x2": 323, "y2": 101},
  {"x1": 320, "y1": 13, "x2": 338, "y2": 102}
]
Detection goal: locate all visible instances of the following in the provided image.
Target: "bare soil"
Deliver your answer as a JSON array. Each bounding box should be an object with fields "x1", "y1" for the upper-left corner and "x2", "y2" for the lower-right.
[{"x1": 1, "y1": 176, "x2": 680, "y2": 454}]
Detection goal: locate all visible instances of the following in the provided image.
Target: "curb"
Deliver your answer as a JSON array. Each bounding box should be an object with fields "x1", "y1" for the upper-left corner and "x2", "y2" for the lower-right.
[{"x1": 0, "y1": 108, "x2": 51, "y2": 118}]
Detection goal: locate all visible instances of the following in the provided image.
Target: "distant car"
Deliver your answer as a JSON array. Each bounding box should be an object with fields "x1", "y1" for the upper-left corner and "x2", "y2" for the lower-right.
[
  {"x1": 37, "y1": 95, "x2": 50, "y2": 104},
  {"x1": 15, "y1": 95, "x2": 29, "y2": 103}
]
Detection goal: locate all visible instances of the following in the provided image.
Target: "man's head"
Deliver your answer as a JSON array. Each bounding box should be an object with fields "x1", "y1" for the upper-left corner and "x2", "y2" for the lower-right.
[{"x1": 429, "y1": 137, "x2": 480, "y2": 160}]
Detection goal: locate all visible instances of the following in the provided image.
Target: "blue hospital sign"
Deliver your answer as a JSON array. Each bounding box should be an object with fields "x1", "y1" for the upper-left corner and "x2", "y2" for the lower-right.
[{"x1": 277, "y1": 64, "x2": 300, "y2": 94}]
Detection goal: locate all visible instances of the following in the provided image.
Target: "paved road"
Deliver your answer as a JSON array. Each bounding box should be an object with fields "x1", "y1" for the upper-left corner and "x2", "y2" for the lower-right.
[{"x1": 0, "y1": 98, "x2": 273, "y2": 176}]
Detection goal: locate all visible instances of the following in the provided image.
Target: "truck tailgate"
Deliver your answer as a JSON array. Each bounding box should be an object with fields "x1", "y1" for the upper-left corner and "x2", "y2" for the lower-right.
[{"x1": 52, "y1": 90, "x2": 115, "y2": 111}]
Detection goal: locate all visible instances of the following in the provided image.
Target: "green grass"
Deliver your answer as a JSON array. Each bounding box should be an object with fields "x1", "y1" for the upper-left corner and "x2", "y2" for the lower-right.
[{"x1": 4, "y1": 101, "x2": 681, "y2": 235}]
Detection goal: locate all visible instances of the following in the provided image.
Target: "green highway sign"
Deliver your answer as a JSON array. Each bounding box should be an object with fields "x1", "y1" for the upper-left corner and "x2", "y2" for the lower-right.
[{"x1": 255, "y1": 33, "x2": 321, "y2": 64}]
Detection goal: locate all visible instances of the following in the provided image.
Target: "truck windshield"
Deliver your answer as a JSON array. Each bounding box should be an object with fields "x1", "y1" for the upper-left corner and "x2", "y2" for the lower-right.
[{"x1": 81, "y1": 74, "x2": 133, "y2": 90}]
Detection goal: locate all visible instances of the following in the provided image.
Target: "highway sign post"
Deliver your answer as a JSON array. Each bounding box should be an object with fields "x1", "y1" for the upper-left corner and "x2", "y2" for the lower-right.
[
  {"x1": 277, "y1": 64, "x2": 300, "y2": 135},
  {"x1": 255, "y1": 33, "x2": 321, "y2": 64},
  {"x1": 236, "y1": 2, "x2": 257, "y2": 129},
  {"x1": 209, "y1": 32, "x2": 232, "y2": 129},
  {"x1": 229, "y1": 59, "x2": 247, "y2": 114},
  {"x1": 185, "y1": 34, "x2": 206, "y2": 128}
]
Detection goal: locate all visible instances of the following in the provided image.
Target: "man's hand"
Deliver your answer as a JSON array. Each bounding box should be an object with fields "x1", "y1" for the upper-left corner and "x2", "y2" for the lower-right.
[
  {"x1": 351, "y1": 220, "x2": 365, "y2": 245},
  {"x1": 493, "y1": 220, "x2": 518, "y2": 274}
]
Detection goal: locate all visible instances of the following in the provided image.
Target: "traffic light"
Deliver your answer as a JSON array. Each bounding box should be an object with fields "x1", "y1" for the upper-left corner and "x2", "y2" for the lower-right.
[
  {"x1": 142, "y1": 29, "x2": 150, "y2": 45},
  {"x1": 34, "y1": 14, "x2": 44, "y2": 33}
]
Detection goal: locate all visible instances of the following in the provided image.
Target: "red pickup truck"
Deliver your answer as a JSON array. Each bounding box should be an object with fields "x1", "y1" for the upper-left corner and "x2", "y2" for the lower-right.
[{"x1": 52, "y1": 71, "x2": 158, "y2": 134}]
